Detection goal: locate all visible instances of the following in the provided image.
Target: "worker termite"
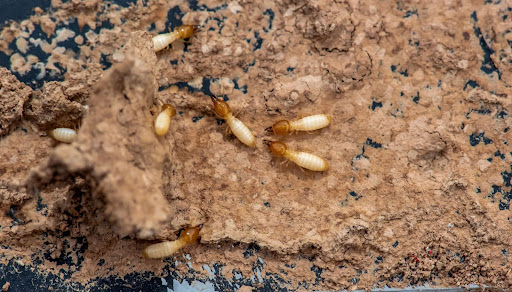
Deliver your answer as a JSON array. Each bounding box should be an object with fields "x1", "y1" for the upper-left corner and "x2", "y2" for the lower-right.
[
  {"x1": 263, "y1": 140, "x2": 329, "y2": 171},
  {"x1": 265, "y1": 114, "x2": 332, "y2": 135},
  {"x1": 152, "y1": 25, "x2": 200, "y2": 52},
  {"x1": 154, "y1": 104, "x2": 176, "y2": 136},
  {"x1": 211, "y1": 95, "x2": 256, "y2": 147},
  {"x1": 50, "y1": 128, "x2": 77, "y2": 143},
  {"x1": 142, "y1": 226, "x2": 201, "y2": 259}
]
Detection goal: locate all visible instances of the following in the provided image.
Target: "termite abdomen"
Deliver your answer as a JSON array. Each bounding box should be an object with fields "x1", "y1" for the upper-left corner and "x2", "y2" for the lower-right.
[
  {"x1": 142, "y1": 226, "x2": 202, "y2": 259},
  {"x1": 266, "y1": 114, "x2": 331, "y2": 135},
  {"x1": 210, "y1": 96, "x2": 255, "y2": 147},
  {"x1": 50, "y1": 128, "x2": 77, "y2": 143},
  {"x1": 264, "y1": 140, "x2": 329, "y2": 171},
  {"x1": 154, "y1": 103, "x2": 176, "y2": 136},
  {"x1": 153, "y1": 25, "x2": 199, "y2": 52}
]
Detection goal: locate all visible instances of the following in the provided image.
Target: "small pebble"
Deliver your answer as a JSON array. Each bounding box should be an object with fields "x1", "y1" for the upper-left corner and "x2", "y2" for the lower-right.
[{"x1": 74, "y1": 35, "x2": 84, "y2": 45}]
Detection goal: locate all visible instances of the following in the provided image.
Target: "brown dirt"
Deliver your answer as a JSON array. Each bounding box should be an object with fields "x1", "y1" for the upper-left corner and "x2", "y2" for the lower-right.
[
  {"x1": 1, "y1": 0, "x2": 512, "y2": 290},
  {"x1": 0, "y1": 68, "x2": 32, "y2": 136}
]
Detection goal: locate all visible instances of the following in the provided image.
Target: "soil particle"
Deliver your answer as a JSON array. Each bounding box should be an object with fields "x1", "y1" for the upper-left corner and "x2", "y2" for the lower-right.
[
  {"x1": 0, "y1": 68, "x2": 32, "y2": 135},
  {"x1": 1, "y1": 282, "x2": 9, "y2": 291}
]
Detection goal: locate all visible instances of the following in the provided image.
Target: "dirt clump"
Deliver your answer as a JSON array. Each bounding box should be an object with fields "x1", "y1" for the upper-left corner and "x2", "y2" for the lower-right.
[
  {"x1": 25, "y1": 32, "x2": 175, "y2": 239},
  {"x1": 0, "y1": 68, "x2": 32, "y2": 136}
]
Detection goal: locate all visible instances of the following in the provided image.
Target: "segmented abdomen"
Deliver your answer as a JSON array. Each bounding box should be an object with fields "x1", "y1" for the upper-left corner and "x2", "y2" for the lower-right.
[
  {"x1": 154, "y1": 111, "x2": 171, "y2": 136},
  {"x1": 51, "y1": 128, "x2": 77, "y2": 143},
  {"x1": 287, "y1": 150, "x2": 329, "y2": 171},
  {"x1": 227, "y1": 116, "x2": 256, "y2": 147},
  {"x1": 152, "y1": 32, "x2": 179, "y2": 52},
  {"x1": 142, "y1": 240, "x2": 186, "y2": 258},
  {"x1": 292, "y1": 114, "x2": 331, "y2": 132}
]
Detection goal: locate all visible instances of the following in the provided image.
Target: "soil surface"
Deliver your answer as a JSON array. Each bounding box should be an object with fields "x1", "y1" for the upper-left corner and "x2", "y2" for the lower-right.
[{"x1": 1, "y1": 0, "x2": 512, "y2": 290}]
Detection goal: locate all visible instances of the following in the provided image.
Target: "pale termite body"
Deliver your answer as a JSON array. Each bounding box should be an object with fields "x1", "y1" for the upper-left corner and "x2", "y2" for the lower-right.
[
  {"x1": 154, "y1": 104, "x2": 176, "y2": 136},
  {"x1": 264, "y1": 140, "x2": 329, "y2": 171},
  {"x1": 266, "y1": 114, "x2": 332, "y2": 135},
  {"x1": 142, "y1": 226, "x2": 201, "y2": 259},
  {"x1": 50, "y1": 128, "x2": 77, "y2": 143},
  {"x1": 211, "y1": 96, "x2": 256, "y2": 147},
  {"x1": 153, "y1": 25, "x2": 199, "y2": 52}
]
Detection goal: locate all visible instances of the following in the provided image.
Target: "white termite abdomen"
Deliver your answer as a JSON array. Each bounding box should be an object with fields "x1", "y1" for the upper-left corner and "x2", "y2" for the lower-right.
[
  {"x1": 51, "y1": 128, "x2": 77, "y2": 143},
  {"x1": 226, "y1": 114, "x2": 256, "y2": 147},
  {"x1": 142, "y1": 240, "x2": 186, "y2": 259},
  {"x1": 286, "y1": 150, "x2": 329, "y2": 171},
  {"x1": 291, "y1": 114, "x2": 332, "y2": 132},
  {"x1": 152, "y1": 32, "x2": 179, "y2": 52},
  {"x1": 154, "y1": 112, "x2": 171, "y2": 136}
]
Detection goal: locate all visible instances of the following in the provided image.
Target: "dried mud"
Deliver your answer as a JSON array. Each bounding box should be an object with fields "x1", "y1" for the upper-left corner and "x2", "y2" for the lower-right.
[
  {"x1": 0, "y1": 68, "x2": 31, "y2": 136},
  {"x1": 1, "y1": 0, "x2": 512, "y2": 290}
]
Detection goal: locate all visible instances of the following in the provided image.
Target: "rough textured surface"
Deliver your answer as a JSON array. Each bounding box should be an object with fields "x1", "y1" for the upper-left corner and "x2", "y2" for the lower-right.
[
  {"x1": 25, "y1": 32, "x2": 173, "y2": 238},
  {"x1": 0, "y1": 0, "x2": 512, "y2": 290},
  {"x1": 0, "y1": 68, "x2": 32, "y2": 136},
  {"x1": 23, "y1": 81, "x2": 86, "y2": 130}
]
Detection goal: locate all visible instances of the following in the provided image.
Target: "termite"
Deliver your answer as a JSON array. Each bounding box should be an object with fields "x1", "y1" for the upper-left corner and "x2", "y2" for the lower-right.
[
  {"x1": 152, "y1": 25, "x2": 200, "y2": 52},
  {"x1": 154, "y1": 104, "x2": 176, "y2": 136},
  {"x1": 263, "y1": 140, "x2": 329, "y2": 171},
  {"x1": 50, "y1": 128, "x2": 77, "y2": 143},
  {"x1": 265, "y1": 114, "x2": 332, "y2": 135},
  {"x1": 142, "y1": 226, "x2": 201, "y2": 259},
  {"x1": 210, "y1": 95, "x2": 256, "y2": 147}
]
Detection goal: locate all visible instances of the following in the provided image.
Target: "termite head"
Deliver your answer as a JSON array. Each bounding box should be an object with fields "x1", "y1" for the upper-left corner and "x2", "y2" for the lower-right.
[
  {"x1": 177, "y1": 25, "x2": 199, "y2": 39},
  {"x1": 263, "y1": 140, "x2": 287, "y2": 157},
  {"x1": 266, "y1": 120, "x2": 291, "y2": 135},
  {"x1": 162, "y1": 104, "x2": 176, "y2": 117},
  {"x1": 210, "y1": 95, "x2": 231, "y2": 117},
  {"x1": 180, "y1": 226, "x2": 201, "y2": 244}
]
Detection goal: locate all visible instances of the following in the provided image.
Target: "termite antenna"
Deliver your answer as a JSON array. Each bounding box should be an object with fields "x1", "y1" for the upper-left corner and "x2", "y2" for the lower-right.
[{"x1": 265, "y1": 126, "x2": 274, "y2": 133}]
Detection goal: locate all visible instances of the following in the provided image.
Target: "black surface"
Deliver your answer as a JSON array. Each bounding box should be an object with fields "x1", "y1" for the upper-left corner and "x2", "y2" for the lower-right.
[{"x1": 0, "y1": 0, "x2": 51, "y2": 25}]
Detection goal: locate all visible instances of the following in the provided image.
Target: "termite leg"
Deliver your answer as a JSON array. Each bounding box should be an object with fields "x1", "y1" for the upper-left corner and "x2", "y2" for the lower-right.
[{"x1": 232, "y1": 108, "x2": 244, "y2": 118}]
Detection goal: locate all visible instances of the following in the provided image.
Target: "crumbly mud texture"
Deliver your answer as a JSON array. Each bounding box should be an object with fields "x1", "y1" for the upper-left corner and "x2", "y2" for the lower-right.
[
  {"x1": 1, "y1": 0, "x2": 512, "y2": 290},
  {"x1": 0, "y1": 68, "x2": 32, "y2": 136}
]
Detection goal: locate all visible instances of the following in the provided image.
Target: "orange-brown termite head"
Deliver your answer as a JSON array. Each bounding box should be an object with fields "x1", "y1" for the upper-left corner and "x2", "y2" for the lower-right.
[
  {"x1": 266, "y1": 120, "x2": 291, "y2": 135},
  {"x1": 210, "y1": 95, "x2": 231, "y2": 117},
  {"x1": 177, "y1": 25, "x2": 199, "y2": 39},
  {"x1": 264, "y1": 140, "x2": 288, "y2": 157},
  {"x1": 162, "y1": 103, "x2": 176, "y2": 116},
  {"x1": 180, "y1": 226, "x2": 201, "y2": 244}
]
